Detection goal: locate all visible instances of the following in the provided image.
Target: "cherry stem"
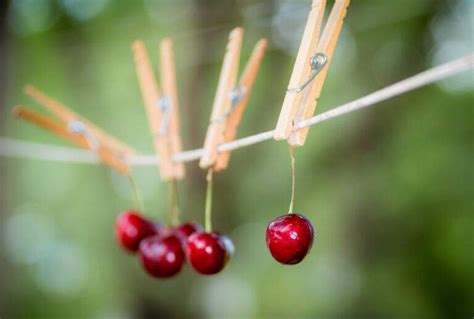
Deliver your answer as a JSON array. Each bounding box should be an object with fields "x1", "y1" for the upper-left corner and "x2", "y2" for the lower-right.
[
  {"x1": 204, "y1": 167, "x2": 214, "y2": 233},
  {"x1": 128, "y1": 173, "x2": 144, "y2": 213},
  {"x1": 287, "y1": 142, "x2": 296, "y2": 214},
  {"x1": 168, "y1": 178, "x2": 180, "y2": 226}
]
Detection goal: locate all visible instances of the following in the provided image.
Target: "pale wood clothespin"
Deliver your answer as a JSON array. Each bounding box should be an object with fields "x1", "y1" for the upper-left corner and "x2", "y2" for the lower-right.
[
  {"x1": 214, "y1": 38, "x2": 268, "y2": 171},
  {"x1": 274, "y1": 0, "x2": 350, "y2": 146},
  {"x1": 24, "y1": 85, "x2": 135, "y2": 157},
  {"x1": 132, "y1": 39, "x2": 185, "y2": 181},
  {"x1": 13, "y1": 87, "x2": 133, "y2": 174},
  {"x1": 160, "y1": 38, "x2": 185, "y2": 179},
  {"x1": 200, "y1": 27, "x2": 267, "y2": 172}
]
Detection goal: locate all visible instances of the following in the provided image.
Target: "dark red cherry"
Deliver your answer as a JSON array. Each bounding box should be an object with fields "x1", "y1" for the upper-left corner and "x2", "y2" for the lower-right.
[
  {"x1": 186, "y1": 232, "x2": 232, "y2": 275},
  {"x1": 138, "y1": 234, "x2": 185, "y2": 278},
  {"x1": 266, "y1": 213, "x2": 314, "y2": 265},
  {"x1": 173, "y1": 222, "x2": 202, "y2": 243},
  {"x1": 115, "y1": 211, "x2": 158, "y2": 252}
]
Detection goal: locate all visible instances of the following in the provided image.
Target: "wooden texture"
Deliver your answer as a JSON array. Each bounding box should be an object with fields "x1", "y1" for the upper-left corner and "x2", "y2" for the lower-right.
[
  {"x1": 133, "y1": 40, "x2": 175, "y2": 181},
  {"x1": 160, "y1": 38, "x2": 185, "y2": 179},
  {"x1": 289, "y1": 0, "x2": 350, "y2": 146},
  {"x1": 214, "y1": 38, "x2": 268, "y2": 171},
  {"x1": 13, "y1": 106, "x2": 129, "y2": 174},
  {"x1": 24, "y1": 85, "x2": 135, "y2": 156},
  {"x1": 273, "y1": 0, "x2": 326, "y2": 141},
  {"x1": 199, "y1": 27, "x2": 243, "y2": 169},
  {"x1": 7, "y1": 55, "x2": 473, "y2": 165}
]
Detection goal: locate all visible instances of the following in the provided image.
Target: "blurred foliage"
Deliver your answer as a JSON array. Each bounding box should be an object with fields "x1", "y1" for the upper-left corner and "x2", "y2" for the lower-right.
[{"x1": 0, "y1": 0, "x2": 473, "y2": 318}]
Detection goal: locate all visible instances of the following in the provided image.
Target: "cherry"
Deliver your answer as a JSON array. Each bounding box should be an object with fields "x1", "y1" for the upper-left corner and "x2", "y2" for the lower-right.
[
  {"x1": 173, "y1": 222, "x2": 202, "y2": 243},
  {"x1": 138, "y1": 234, "x2": 185, "y2": 278},
  {"x1": 115, "y1": 211, "x2": 158, "y2": 252},
  {"x1": 266, "y1": 213, "x2": 314, "y2": 265},
  {"x1": 186, "y1": 232, "x2": 232, "y2": 275}
]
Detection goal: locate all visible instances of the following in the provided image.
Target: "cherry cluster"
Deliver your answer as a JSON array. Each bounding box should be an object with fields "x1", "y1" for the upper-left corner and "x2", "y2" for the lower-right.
[{"x1": 115, "y1": 210, "x2": 233, "y2": 278}]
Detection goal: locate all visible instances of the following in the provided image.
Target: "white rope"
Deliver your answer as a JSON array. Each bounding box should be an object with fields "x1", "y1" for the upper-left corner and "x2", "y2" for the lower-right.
[
  {"x1": 0, "y1": 137, "x2": 98, "y2": 163},
  {"x1": 1, "y1": 54, "x2": 472, "y2": 166}
]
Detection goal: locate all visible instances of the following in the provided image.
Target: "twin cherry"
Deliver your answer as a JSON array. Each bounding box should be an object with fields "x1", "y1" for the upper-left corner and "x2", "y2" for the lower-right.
[{"x1": 115, "y1": 210, "x2": 233, "y2": 278}]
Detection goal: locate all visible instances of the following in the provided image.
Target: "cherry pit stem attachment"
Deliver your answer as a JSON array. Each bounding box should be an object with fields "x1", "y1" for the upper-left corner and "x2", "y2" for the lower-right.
[
  {"x1": 287, "y1": 143, "x2": 296, "y2": 214},
  {"x1": 204, "y1": 168, "x2": 214, "y2": 233}
]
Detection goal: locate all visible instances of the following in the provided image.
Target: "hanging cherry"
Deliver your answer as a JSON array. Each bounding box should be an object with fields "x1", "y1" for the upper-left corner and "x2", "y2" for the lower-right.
[
  {"x1": 115, "y1": 210, "x2": 158, "y2": 252},
  {"x1": 186, "y1": 232, "x2": 232, "y2": 275},
  {"x1": 138, "y1": 234, "x2": 185, "y2": 278},
  {"x1": 266, "y1": 144, "x2": 315, "y2": 265},
  {"x1": 266, "y1": 213, "x2": 314, "y2": 264},
  {"x1": 186, "y1": 169, "x2": 233, "y2": 275}
]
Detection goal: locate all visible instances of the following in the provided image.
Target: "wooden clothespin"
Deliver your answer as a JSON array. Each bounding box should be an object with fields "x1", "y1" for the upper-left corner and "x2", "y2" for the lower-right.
[
  {"x1": 274, "y1": 0, "x2": 350, "y2": 146},
  {"x1": 13, "y1": 88, "x2": 132, "y2": 174},
  {"x1": 160, "y1": 38, "x2": 185, "y2": 179},
  {"x1": 24, "y1": 85, "x2": 135, "y2": 157},
  {"x1": 214, "y1": 38, "x2": 268, "y2": 171},
  {"x1": 132, "y1": 39, "x2": 185, "y2": 181},
  {"x1": 200, "y1": 27, "x2": 267, "y2": 172}
]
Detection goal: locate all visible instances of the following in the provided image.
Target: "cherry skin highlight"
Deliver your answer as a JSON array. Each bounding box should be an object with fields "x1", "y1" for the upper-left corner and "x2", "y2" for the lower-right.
[
  {"x1": 138, "y1": 234, "x2": 185, "y2": 278},
  {"x1": 186, "y1": 232, "x2": 232, "y2": 275},
  {"x1": 217, "y1": 233, "x2": 235, "y2": 257},
  {"x1": 115, "y1": 211, "x2": 158, "y2": 252},
  {"x1": 266, "y1": 213, "x2": 314, "y2": 265}
]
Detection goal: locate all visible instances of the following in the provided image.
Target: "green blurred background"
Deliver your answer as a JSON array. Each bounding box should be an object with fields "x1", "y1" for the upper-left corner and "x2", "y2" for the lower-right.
[{"x1": 0, "y1": 0, "x2": 473, "y2": 318}]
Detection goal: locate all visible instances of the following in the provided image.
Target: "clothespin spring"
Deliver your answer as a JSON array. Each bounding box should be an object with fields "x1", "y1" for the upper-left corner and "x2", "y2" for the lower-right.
[
  {"x1": 211, "y1": 85, "x2": 248, "y2": 125},
  {"x1": 287, "y1": 52, "x2": 328, "y2": 93},
  {"x1": 157, "y1": 96, "x2": 172, "y2": 136},
  {"x1": 68, "y1": 120, "x2": 100, "y2": 151}
]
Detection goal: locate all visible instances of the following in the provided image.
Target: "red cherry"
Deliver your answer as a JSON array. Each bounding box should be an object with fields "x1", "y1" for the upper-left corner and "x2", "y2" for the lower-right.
[
  {"x1": 173, "y1": 222, "x2": 203, "y2": 243},
  {"x1": 186, "y1": 232, "x2": 232, "y2": 275},
  {"x1": 115, "y1": 211, "x2": 157, "y2": 252},
  {"x1": 138, "y1": 234, "x2": 185, "y2": 278},
  {"x1": 266, "y1": 213, "x2": 314, "y2": 265}
]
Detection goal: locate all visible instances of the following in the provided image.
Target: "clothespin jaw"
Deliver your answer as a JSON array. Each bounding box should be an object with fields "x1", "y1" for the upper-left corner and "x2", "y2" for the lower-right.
[
  {"x1": 289, "y1": 0, "x2": 350, "y2": 146},
  {"x1": 13, "y1": 106, "x2": 130, "y2": 174},
  {"x1": 132, "y1": 40, "x2": 176, "y2": 181},
  {"x1": 274, "y1": 0, "x2": 349, "y2": 146},
  {"x1": 159, "y1": 38, "x2": 185, "y2": 180},
  {"x1": 199, "y1": 27, "x2": 243, "y2": 170},
  {"x1": 214, "y1": 38, "x2": 268, "y2": 172},
  {"x1": 274, "y1": 0, "x2": 326, "y2": 142},
  {"x1": 23, "y1": 85, "x2": 136, "y2": 157}
]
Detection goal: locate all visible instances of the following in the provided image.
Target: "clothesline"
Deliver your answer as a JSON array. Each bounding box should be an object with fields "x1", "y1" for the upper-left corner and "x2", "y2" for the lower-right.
[{"x1": 1, "y1": 54, "x2": 472, "y2": 167}]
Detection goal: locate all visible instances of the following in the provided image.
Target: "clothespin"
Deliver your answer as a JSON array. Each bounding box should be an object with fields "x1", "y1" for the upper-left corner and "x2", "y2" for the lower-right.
[
  {"x1": 132, "y1": 39, "x2": 185, "y2": 181},
  {"x1": 160, "y1": 38, "x2": 185, "y2": 179},
  {"x1": 214, "y1": 38, "x2": 268, "y2": 171},
  {"x1": 200, "y1": 27, "x2": 267, "y2": 172},
  {"x1": 274, "y1": 0, "x2": 350, "y2": 146},
  {"x1": 24, "y1": 85, "x2": 136, "y2": 157},
  {"x1": 13, "y1": 106, "x2": 130, "y2": 175}
]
